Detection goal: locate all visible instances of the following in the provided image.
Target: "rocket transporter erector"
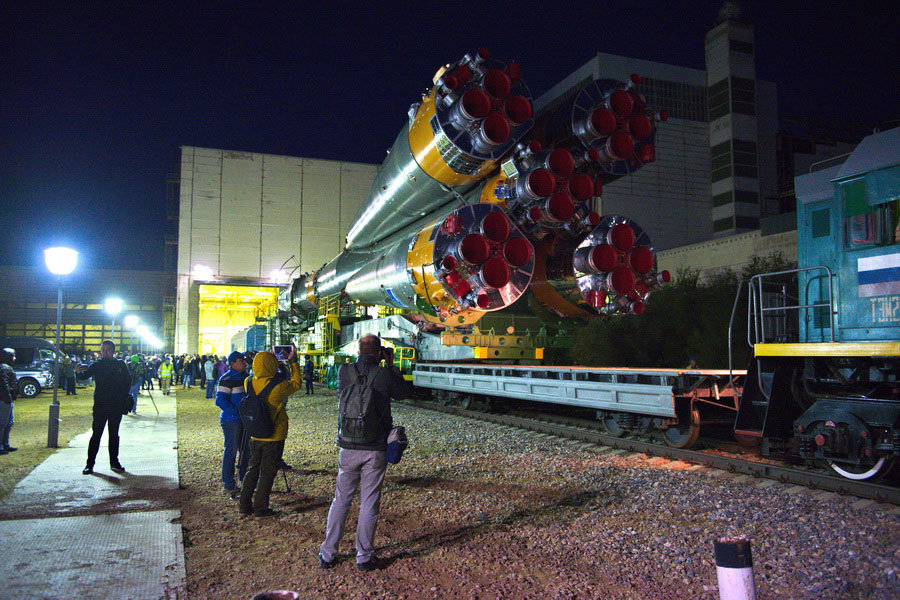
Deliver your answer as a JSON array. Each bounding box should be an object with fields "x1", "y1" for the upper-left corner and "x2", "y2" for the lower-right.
[{"x1": 280, "y1": 48, "x2": 669, "y2": 329}]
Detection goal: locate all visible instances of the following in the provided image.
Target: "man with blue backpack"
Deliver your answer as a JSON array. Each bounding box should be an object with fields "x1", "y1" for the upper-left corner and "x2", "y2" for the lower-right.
[
  {"x1": 318, "y1": 334, "x2": 413, "y2": 572},
  {"x1": 215, "y1": 351, "x2": 249, "y2": 495}
]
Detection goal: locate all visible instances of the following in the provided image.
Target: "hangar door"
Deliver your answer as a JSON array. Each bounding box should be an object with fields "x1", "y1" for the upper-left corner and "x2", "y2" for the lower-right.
[{"x1": 197, "y1": 284, "x2": 278, "y2": 356}]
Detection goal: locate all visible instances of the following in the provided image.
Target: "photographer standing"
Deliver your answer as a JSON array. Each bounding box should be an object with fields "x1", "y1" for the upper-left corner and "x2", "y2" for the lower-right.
[
  {"x1": 238, "y1": 348, "x2": 301, "y2": 518},
  {"x1": 75, "y1": 340, "x2": 131, "y2": 475},
  {"x1": 318, "y1": 334, "x2": 413, "y2": 571},
  {"x1": 0, "y1": 348, "x2": 18, "y2": 455}
]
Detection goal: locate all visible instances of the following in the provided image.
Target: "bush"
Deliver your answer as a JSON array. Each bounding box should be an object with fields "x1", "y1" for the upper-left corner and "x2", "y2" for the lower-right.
[{"x1": 570, "y1": 252, "x2": 795, "y2": 369}]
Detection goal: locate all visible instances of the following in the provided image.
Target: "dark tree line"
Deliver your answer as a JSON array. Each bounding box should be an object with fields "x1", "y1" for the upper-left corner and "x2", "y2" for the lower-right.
[{"x1": 569, "y1": 253, "x2": 796, "y2": 370}]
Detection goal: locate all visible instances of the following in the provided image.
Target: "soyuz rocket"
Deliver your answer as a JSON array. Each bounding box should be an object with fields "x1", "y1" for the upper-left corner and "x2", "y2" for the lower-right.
[{"x1": 280, "y1": 48, "x2": 670, "y2": 331}]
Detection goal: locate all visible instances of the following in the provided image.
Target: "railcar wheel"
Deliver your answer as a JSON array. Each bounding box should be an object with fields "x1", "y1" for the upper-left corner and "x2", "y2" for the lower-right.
[
  {"x1": 733, "y1": 433, "x2": 762, "y2": 447},
  {"x1": 828, "y1": 457, "x2": 894, "y2": 481},
  {"x1": 663, "y1": 407, "x2": 700, "y2": 448},
  {"x1": 459, "y1": 395, "x2": 473, "y2": 410},
  {"x1": 599, "y1": 413, "x2": 626, "y2": 437}
]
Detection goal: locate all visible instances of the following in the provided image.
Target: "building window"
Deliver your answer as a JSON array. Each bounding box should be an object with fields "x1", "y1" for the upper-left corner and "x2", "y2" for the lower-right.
[
  {"x1": 714, "y1": 216, "x2": 734, "y2": 232},
  {"x1": 734, "y1": 190, "x2": 759, "y2": 205},
  {"x1": 730, "y1": 76, "x2": 756, "y2": 116},
  {"x1": 713, "y1": 191, "x2": 733, "y2": 207},
  {"x1": 730, "y1": 39, "x2": 755, "y2": 54},
  {"x1": 735, "y1": 216, "x2": 760, "y2": 229},
  {"x1": 641, "y1": 77, "x2": 707, "y2": 122}
]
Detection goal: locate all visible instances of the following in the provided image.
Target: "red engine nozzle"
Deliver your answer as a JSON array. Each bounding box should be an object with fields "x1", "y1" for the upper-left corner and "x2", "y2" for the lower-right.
[
  {"x1": 605, "y1": 130, "x2": 635, "y2": 160},
  {"x1": 608, "y1": 223, "x2": 635, "y2": 251},
  {"x1": 607, "y1": 90, "x2": 634, "y2": 118},
  {"x1": 588, "y1": 107, "x2": 617, "y2": 137},
  {"x1": 546, "y1": 192, "x2": 576, "y2": 222},
  {"x1": 480, "y1": 113, "x2": 511, "y2": 145},
  {"x1": 483, "y1": 68, "x2": 511, "y2": 100},
  {"x1": 503, "y1": 237, "x2": 533, "y2": 267},
  {"x1": 547, "y1": 148, "x2": 575, "y2": 178},
  {"x1": 459, "y1": 234, "x2": 490, "y2": 264},
  {"x1": 523, "y1": 168, "x2": 554, "y2": 199},
  {"x1": 504, "y1": 95, "x2": 532, "y2": 124},
  {"x1": 481, "y1": 211, "x2": 510, "y2": 243},
  {"x1": 459, "y1": 89, "x2": 491, "y2": 120},
  {"x1": 567, "y1": 173, "x2": 595, "y2": 201},
  {"x1": 628, "y1": 246, "x2": 654, "y2": 274},
  {"x1": 480, "y1": 257, "x2": 510, "y2": 289},
  {"x1": 608, "y1": 267, "x2": 636, "y2": 295},
  {"x1": 575, "y1": 244, "x2": 618, "y2": 274}
]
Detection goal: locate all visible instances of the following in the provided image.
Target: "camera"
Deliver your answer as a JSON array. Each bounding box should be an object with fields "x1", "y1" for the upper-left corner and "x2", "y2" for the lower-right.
[{"x1": 272, "y1": 345, "x2": 294, "y2": 361}]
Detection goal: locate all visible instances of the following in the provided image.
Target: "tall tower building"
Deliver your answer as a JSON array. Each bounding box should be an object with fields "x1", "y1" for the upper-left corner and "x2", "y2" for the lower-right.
[{"x1": 705, "y1": 2, "x2": 777, "y2": 236}]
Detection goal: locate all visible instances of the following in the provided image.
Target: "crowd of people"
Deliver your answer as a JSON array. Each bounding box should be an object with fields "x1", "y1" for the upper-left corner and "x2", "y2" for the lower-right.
[{"x1": 6, "y1": 335, "x2": 413, "y2": 573}]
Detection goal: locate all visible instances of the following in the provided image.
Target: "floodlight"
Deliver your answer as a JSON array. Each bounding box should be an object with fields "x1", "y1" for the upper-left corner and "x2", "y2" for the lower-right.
[
  {"x1": 124, "y1": 315, "x2": 139, "y2": 329},
  {"x1": 44, "y1": 247, "x2": 78, "y2": 276},
  {"x1": 104, "y1": 298, "x2": 124, "y2": 316}
]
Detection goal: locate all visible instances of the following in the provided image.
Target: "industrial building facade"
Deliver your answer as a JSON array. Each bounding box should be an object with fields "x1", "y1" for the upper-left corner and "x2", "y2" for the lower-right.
[
  {"x1": 0, "y1": 265, "x2": 170, "y2": 354},
  {"x1": 174, "y1": 147, "x2": 377, "y2": 354}
]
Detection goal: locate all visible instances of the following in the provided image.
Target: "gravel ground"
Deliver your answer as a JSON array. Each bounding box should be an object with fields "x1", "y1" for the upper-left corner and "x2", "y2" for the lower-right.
[{"x1": 177, "y1": 386, "x2": 900, "y2": 599}]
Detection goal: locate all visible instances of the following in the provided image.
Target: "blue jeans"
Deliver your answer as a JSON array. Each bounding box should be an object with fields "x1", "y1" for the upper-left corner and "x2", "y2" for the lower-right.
[
  {"x1": 221, "y1": 420, "x2": 242, "y2": 489},
  {"x1": 206, "y1": 379, "x2": 216, "y2": 399},
  {"x1": 130, "y1": 377, "x2": 143, "y2": 412},
  {"x1": 182, "y1": 372, "x2": 193, "y2": 387}
]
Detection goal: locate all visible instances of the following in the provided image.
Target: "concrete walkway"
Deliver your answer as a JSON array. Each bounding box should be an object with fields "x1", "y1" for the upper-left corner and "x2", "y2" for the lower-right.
[{"x1": 0, "y1": 390, "x2": 186, "y2": 599}]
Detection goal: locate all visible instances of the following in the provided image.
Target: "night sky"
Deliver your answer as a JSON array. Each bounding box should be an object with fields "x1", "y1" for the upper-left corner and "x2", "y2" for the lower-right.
[{"x1": 2, "y1": 1, "x2": 895, "y2": 272}]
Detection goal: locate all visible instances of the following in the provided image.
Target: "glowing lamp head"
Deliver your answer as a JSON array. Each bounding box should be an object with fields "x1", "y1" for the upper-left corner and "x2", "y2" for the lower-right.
[
  {"x1": 192, "y1": 264, "x2": 214, "y2": 280},
  {"x1": 104, "y1": 298, "x2": 124, "y2": 316},
  {"x1": 44, "y1": 247, "x2": 78, "y2": 275},
  {"x1": 124, "y1": 315, "x2": 140, "y2": 329}
]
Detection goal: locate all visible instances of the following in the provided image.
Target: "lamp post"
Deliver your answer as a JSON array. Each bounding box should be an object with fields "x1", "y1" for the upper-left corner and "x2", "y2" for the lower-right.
[
  {"x1": 44, "y1": 247, "x2": 78, "y2": 448},
  {"x1": 104, "y1": 298, "x2": 123, "y2": 345}
]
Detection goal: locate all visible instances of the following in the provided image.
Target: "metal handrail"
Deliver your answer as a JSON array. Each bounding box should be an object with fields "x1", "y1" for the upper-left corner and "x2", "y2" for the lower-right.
[
  {"x1": 727, "y1": 279, "x2": 747, "y2": 387},
  {"x1": 748, "y1": 266, "x2": 836, "y2": 345}
]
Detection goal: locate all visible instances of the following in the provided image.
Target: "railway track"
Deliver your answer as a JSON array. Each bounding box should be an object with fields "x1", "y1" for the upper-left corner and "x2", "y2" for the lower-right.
[{"x1": 405, "y1": 398, "x2": 900, "y2": 506}]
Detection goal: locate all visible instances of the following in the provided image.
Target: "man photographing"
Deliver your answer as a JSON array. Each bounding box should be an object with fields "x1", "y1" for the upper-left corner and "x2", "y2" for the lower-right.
[
  {"x1": 75, "y1": 340, "x2": 131, "y2": 475},
  {"x1": 318, "y1": 334, "x2": 413, "y2": 571}
]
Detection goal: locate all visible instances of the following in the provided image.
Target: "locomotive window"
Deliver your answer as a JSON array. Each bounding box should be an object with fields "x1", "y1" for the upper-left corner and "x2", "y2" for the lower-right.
[{"x1": 811, "y1": 208, "x2": 830, "y2": 238}]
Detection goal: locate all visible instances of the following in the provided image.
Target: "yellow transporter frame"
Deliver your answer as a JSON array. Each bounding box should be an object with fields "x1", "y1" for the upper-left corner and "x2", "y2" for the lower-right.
[{"x1": 754, "y1": 342, "x2": 900, "y2": 358}]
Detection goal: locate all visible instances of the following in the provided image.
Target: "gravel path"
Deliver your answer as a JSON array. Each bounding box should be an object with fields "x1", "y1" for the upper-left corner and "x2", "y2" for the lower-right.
[{"x1": 177, "y1": 388, "x2": 900, "y2": 599}]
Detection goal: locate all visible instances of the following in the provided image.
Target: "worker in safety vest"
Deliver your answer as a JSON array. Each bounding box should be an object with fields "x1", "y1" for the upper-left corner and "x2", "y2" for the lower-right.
[{"x1": 159, "y1": 357, "x2": 174, "y2": 395}]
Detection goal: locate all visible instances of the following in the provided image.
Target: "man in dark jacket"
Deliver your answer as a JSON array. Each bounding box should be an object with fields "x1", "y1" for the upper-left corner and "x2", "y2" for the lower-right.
[
  {"x1": 318, "y1": 335, "x2": 413, "y2": 571},
  {"x1": 215, "y1": 351, "x2": 248, "y2": 494},
  {"x1": 0, "y1": 348, "x2": 18, "y2": 455},
  {"x1": 304, "y1": 355, "x2": 315, "y2": 395},
  {"x1": 75, "y1": 340, "x2": 131, "y2": 475}
]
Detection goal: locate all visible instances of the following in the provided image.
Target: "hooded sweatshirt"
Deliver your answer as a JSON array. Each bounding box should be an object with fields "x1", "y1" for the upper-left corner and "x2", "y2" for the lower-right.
[{"x1": 245, "y1": 351, "x2": 301, "y2": 442}]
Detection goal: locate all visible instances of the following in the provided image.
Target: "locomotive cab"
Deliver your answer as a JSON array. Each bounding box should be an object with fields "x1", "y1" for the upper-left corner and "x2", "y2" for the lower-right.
[{"x1": 734, "y1": 127, "x2": 900, "y2": 480}]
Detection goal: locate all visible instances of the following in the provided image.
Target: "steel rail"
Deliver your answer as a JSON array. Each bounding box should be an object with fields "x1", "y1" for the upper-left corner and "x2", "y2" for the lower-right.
[{"x1": 406, "y1": 399, "x2": 900, "y2": 505}]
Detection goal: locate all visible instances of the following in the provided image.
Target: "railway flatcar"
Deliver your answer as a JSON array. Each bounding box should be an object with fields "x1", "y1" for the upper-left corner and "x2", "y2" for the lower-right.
[{"x1": 734, "y1": 126, "x2": 900, "y2": 480}]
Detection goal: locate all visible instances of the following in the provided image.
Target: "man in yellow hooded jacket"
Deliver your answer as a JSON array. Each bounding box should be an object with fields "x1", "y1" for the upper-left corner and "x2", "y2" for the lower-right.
[{"x1": 238, "y1": 348, "x2": 302, "y2": 518}]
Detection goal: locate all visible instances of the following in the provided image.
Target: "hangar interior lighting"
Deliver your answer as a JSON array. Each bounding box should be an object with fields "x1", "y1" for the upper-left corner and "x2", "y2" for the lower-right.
[
  {"x1": 269, "y1": 269, "x2": 289, "y2": 283},
  {"x1": 192, "y1": 264, "x2": 214, "y2": 280}
]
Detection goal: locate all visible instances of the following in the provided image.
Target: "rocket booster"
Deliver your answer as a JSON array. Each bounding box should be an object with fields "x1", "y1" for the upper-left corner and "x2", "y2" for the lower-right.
[
  {"x1": 344, "y1": 49, "x2": 535, "y2": 251},
  {"x1": 280, "y1": 49, "x2": 669, "y2": 325}
]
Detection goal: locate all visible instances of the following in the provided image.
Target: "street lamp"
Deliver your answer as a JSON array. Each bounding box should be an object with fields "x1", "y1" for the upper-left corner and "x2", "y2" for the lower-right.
[
  {"x1": 44, "y1": 246, "x2": 78, "y2": 448},
  {"x1": 104, "y1": 297, "x2": 123, "y2": 344},
  {"x1": 124, "y1": 315, "x2": 139, "y2": 354}
]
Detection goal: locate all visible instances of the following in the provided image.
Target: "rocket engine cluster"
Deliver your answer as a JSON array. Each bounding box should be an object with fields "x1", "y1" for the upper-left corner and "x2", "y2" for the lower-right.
[{"x1": 280, "y1": 48, "x2": 669, "y2": 328}]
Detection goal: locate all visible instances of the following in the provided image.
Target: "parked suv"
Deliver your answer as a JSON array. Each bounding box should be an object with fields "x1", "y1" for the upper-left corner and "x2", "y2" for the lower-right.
[{"x1": 14, "y1": 366, "x2": 54, "y2": 398}]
